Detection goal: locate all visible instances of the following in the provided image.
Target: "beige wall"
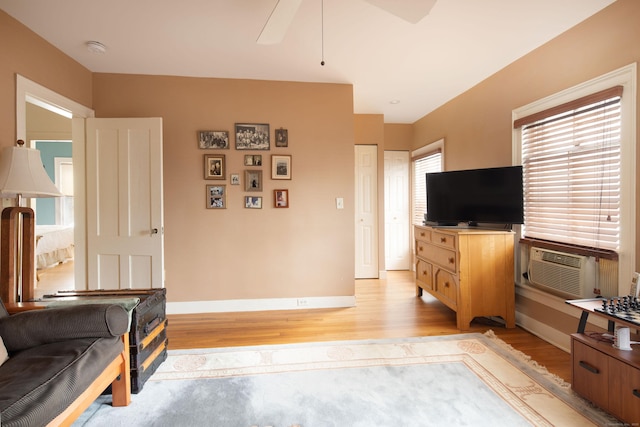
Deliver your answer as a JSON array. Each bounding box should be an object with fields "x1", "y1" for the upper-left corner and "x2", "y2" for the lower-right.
[
  {"x1": 412, "y1": 0, "x2": 640, "y2": 337},
  {"x1": 92, "y1": 74, "x2": 356, "y2": 303},
  {"x1": 384, "y1": 124, "x2": 413, "y2": 151},
  {"x1": 0, "y1": 10, "x2": 92, "y2": 149}
]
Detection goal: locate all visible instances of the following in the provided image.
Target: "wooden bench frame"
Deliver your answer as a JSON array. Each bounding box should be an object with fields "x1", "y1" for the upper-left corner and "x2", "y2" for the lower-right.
[{"x1": 48, "y1": 333, "x2": 131, "y2": 426}]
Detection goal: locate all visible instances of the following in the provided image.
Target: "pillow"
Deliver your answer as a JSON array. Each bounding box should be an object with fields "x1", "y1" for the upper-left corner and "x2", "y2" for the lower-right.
[{"x1": 0, "y1": 336, "x2": 8, "y2": 366}]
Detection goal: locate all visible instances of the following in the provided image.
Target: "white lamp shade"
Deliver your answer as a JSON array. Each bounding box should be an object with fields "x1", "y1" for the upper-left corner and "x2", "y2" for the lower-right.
[{"x1": 0, "y1": 146, "x2": 62, "y2": 198}]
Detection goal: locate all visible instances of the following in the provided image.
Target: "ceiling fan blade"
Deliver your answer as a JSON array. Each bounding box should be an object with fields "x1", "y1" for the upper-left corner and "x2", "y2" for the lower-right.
[
  {"x1": 257, "y1": 0, "x2": 303, "y2": 45},
  {"x1": 364, "y1": 0, "x2": 437, "y2": 24}
]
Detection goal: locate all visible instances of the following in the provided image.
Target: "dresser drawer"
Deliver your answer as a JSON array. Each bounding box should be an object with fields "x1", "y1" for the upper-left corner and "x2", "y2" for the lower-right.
[
  {"x1": 432, "y1": 231, "x2": 456, "y2": 250},
  {"x1": 415, "y1": 227, "x2": 431, "y2": 244},
  {"x1": 416, "y1": 259, "x2": 433, "y2": 290},
  {"x1": 420, "y1": 244, "x2": 457, "y2": 272},
  {"x1": 435, "y1": 268, "x2": 457, "y2": 308}
]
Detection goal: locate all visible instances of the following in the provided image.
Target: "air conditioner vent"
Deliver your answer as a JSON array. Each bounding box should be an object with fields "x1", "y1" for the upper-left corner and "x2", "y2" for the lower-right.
[
  {"x1": 540, "y1": 251, "x2": 582, "y2": 268},
  {"x1": 528, "y1": 246, "x2": 618, "y2": 299},
  {"x1": 529, "y1": 247, "x2": 589, "y2": 299}
]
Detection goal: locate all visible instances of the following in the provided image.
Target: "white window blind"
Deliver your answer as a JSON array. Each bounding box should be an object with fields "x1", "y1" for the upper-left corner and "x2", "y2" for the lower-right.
[
  {"x1": 412, "y1": 151, "x2": 442, "y2": 225},
  {"x1": 517, "y1": 86, "x2": 622, "y2": 251}
]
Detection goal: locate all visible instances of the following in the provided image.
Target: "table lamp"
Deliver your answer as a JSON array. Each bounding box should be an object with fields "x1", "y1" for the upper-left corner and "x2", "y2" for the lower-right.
[{"x1": 0, "y1": 140, "x2": 61, "y2": 303}]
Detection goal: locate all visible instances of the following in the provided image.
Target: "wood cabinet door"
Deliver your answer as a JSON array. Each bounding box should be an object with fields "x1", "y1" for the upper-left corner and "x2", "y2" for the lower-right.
[
  {"x1": 434, "y1": 268, "x2": 457, "y2": 310},
  {"x1": 416, "y1": 259, "x2": 433, "y2": 291},
  {"x1": 571, "y1": 340, "x2": 609, "y2": 410},
  {"x1": 609, "y1": 358, "x2": 640, "y2": 424}
]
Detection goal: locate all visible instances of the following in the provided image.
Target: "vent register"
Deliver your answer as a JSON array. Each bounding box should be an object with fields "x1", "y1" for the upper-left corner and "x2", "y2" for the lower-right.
[{"x1": 528, "y1": 247, "x2": 618, "y2": 298}]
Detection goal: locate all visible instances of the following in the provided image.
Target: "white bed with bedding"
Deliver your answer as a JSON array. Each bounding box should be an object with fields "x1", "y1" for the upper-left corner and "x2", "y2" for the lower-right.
[{"x1": 35, "y1": 225, "x2": 74, "y2": 269}]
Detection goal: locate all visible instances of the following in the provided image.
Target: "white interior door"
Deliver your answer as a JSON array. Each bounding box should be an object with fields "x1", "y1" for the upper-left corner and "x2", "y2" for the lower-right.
[
  {"x1": 355, "y1": 145, "x2": 378, "y2": 278},
  {"x1": 384, "y1": 151, "x2": 410, "y2": 270},
  {"x1": 86, "y1": 118, "x2": 164, "y2": 290}
]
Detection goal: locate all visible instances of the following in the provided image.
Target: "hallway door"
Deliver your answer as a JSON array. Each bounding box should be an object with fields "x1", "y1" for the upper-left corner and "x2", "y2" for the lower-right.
[
  {"x1": 384, "y1": 151, "x2": 410, "y2": 270},
  {"x1": 355, "y1": 145, "x2": 378, "y2": 278},
  {"x1": 85, "y1": 118, "x2": 164, "y2": 289}
]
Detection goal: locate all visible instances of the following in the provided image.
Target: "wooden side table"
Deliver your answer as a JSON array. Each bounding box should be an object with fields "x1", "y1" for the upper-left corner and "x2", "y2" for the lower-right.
[{"x1": 567, "y1": 298, "x2": 640, "y2": 423}]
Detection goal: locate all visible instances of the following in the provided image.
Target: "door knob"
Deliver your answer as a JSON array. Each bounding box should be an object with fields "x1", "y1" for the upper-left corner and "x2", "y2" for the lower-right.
[{"x1": 151, "y1": 228, "x2": 159, "y2": 235}]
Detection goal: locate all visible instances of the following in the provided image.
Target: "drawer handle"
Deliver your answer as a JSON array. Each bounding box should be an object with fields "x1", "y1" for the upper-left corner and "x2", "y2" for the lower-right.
[
  {"x1": 578, "y1": 361, "x2": 600, "y2": 374},
  {"x1": 440, "y1": 237, "x2": 447, "y2": 243},
  {"x1": 144, "y1": 316, "x2": 162, "y2": 334},
  {"x1": 448, "y1": 257, "x2": 454, "y2": 264},
  {"x1": 444, "y1": 282, "x2": 450, "y2": 288},
  {"x1": 633, "y1": 389, "x2": 640, "y2": 399},
  {"x1": 420, "y1": 232, "x2": 425, "y2": 237},
  {"x1": 418, "y1": 246, "x2": 423, "y2": 251},
  {"x1": 422, "y1": 270, "x2": 427, "y2": 275}
]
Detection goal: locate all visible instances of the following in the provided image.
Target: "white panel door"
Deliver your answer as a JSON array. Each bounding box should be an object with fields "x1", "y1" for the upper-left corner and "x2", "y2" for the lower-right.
[
  {"x1": 86, "y1": 118, "x2": 164, "y2": 290},
  {"x1": 384, "y1": 151, "x2": 410, "y2": 270},
  {"x1": 355, "y1": 145, "x2": 378, "y2": 278}
]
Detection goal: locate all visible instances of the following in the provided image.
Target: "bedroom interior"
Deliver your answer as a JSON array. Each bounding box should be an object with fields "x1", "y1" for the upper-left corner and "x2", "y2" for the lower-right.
[{"x1": 1, "y1": 0, "x2": 640, "y2": 424}]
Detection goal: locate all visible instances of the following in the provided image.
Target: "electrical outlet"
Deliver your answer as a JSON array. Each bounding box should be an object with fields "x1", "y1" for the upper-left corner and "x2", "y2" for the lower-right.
[{"x1": 297, "y1": 298, "x2": 309, "y2": 307}]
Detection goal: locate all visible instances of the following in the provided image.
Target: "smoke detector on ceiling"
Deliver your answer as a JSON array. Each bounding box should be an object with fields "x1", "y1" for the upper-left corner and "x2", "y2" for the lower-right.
[{"x1": 86, "y1": 41, "x2": 107, "y2": 54}]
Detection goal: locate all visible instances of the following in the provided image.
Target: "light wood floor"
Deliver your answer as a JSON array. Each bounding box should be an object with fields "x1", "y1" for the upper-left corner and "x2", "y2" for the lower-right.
[
  {"x1": 36, "y1": 263, "x2": 572, "y2": 382},
  {"x1": 166, "y1": 270, "x2": 573, "y2": 383}
]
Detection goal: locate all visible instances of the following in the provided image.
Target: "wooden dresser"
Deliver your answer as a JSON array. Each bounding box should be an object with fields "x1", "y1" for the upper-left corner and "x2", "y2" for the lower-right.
[{"x1": 414, "y1": 225, "x2": 516, "y2": 330}]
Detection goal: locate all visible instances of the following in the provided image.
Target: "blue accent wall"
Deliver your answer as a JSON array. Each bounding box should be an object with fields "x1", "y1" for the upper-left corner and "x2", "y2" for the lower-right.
[{"x1": 35, "y1": 141, "x2": 72, "y2": 225}]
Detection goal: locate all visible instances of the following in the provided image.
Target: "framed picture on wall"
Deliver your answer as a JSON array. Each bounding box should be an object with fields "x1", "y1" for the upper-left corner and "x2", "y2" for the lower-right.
[
  {"x1": 204, "y1": 154, "x2": 225, "y2": 180},
  {"x1": 206, "y1": 185, "x2": 226, "y2": 209},
  {"x1": 244, "y1": 170, "x2": 263, "y2": 191},
  {"x1": 198, "y1": 130, "x2": 229, "y2": 149},
  {"x1": 235, "y1": 123, "x2": 270, "y2": 150},
  {"x1": 230, "y1": 173, "x2": 240, "y2": 185},
  {"x1": 271, "y1": 155, "x2": 291, "y2": 180},
  {"x1": 275, "y1": 128, "x2": 288, "y2": 147},
  {"x1": 244, "y1": 154, "x2": 263, "y2": 166},
  {"x1": 274, "y1": 189, "x2": 289, "y2": 208},
  {"x1": 245, "y1": 196, "x2": 262, "y2": 209}
]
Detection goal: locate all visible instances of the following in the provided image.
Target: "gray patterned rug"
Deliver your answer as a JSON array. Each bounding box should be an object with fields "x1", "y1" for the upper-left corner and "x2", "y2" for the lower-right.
[{"x1": 73, "y1": 332, "x2": 617, "y2": 427}]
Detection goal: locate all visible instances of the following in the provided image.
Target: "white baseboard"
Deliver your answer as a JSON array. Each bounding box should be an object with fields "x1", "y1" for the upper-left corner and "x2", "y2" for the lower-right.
[{"x1": 167, "y1": 295, "x2": 356, "y2": 315}]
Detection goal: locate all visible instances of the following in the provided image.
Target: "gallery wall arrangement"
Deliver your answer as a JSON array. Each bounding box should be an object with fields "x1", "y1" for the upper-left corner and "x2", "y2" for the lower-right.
[{"x1": 200, "y1": 123, "x2": 290, "y2": 210}]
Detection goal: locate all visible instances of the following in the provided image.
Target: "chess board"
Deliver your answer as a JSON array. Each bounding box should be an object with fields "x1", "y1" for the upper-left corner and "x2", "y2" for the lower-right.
[{"x1": 594, "y1": 296, "x2": 640, "y2": 327}]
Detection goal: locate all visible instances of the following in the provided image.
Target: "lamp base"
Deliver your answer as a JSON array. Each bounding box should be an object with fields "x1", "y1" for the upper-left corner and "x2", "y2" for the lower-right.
[{"x1": 0, "y1": 206, "x2": 35, "y2": 303}]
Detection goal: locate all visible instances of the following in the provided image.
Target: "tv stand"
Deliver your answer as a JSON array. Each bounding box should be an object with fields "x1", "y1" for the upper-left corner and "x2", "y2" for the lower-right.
[{"x1": 414, "y1": 225, "x2": 516, "y2": 330}]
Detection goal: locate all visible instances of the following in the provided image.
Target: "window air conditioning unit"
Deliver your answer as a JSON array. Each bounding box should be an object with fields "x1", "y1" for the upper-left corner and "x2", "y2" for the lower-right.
[{"x1": 528, "y1": 247, "x2": 596, "y2": 299}]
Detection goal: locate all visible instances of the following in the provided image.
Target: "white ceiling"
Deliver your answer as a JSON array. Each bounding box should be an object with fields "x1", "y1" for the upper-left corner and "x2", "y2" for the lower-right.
[{"x1": 1, "y1": 0, "x2": 616, "y2": 123}]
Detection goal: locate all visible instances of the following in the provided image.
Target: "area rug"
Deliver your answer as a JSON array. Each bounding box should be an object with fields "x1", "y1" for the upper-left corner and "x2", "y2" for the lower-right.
[{"x1": 73, "y1": 332, "x2": 617, "y2": 427}]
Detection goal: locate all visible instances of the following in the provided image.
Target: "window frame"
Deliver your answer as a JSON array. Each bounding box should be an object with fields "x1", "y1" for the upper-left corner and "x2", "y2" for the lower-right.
[
  {"x1": 411, "y1": 139, "x2": 444, "y2": 227},
  {"x1": 512, "y1": 63, "x2": 637, "y2": 293}
]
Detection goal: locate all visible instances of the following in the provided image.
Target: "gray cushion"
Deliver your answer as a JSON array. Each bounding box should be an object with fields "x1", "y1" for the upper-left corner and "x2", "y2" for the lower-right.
[
  {"x1": 0, "y1": 336, "x2": 122, "y2": 427},
  {"x1": 0, "y1": 304, "x2": 128, "y2": 352}
]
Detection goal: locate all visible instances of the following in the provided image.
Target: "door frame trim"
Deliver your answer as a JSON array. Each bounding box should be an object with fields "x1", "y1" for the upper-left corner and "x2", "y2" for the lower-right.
[{"x1": 16, "y1": 75, "x2": 95, "y2": 289}]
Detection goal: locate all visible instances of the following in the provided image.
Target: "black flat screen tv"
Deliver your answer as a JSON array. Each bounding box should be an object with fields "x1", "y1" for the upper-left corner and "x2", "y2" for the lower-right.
[{"x1": 426, "y1": 165, "x2": 524, "y2": 226}]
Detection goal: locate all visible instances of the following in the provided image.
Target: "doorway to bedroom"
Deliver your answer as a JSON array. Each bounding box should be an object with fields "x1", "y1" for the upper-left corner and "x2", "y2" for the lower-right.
[{"x1": 27, "y1": 103, "x2": 75, "y2": 296}]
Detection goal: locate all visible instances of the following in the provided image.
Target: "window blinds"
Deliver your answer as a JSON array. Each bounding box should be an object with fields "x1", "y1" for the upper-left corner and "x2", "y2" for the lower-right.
[
  {"x1": 412, "y1": 151, "x2": 441, "y2": 225},
  {"x1": 517, "y1": 87, "x2": 622, "y2": 251}
]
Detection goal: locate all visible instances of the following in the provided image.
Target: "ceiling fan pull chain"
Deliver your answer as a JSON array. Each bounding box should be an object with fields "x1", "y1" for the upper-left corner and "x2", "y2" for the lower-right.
[{"x1": 320, "y1": 0, "x2": 325, "y2": 66}]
